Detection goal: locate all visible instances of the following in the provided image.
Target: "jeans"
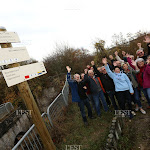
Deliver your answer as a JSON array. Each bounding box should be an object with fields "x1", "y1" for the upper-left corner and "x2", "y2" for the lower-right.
[
  {"x1": 116, "y1": 90, "x2": 132, "y2": 110},
  {"x1": 91, "y1": 93, "x2": 101, "y2": 116},
  {"x1": 99, "y1": 90, "x2": 109, "y2": 112},
  {"x1": 78, "y1": 98, "x2": 93, "y2": 122},
  {"x1": 140, "y1": 87, "x2": 150, "y2": 106},
  {"x1": 133, "y1": 87, "x2": 142, "y2": 108},
  {"x1": 106, "y1": 91, "x2": 118, "y2": 110},
  {"x1": 92, "y1": 90, "x2": 108, "y2": 116},
  {"x1": 87, "y1": 94, "x2": 96, "y2": 111},
  {"x1": 104, "y1": 93, "x2": 111, "y2": 105},
  {"x1": 146, "y1": 88, "x2": 150, "y2": 100}
]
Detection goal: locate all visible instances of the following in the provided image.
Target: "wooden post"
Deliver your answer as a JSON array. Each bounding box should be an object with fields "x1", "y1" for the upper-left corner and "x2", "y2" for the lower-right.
[{"x1": 0, "y1": 27, "x2": 56, "y2": 150}]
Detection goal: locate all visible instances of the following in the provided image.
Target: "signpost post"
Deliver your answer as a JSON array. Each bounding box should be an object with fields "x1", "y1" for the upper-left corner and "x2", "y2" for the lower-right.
[{"x1": 0, "y1": 27, "x2": 56, "y2": 150}]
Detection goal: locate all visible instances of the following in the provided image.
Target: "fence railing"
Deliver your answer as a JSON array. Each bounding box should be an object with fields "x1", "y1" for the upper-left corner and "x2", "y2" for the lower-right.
[
  {"x1": 0, "y1": 102, "x2": 14, "y2": 120},
  {"x1": 12, "y1": 113, "x2": 50, "y2": 150},
  {"x1": 47, "y1": 80, "x2": 69, "y2": 126},
  {"x1": 105, "y1": 116, "x2": 124, "y2": 150},
  {"x1": 12, "y1": 79, "x2": 69, "y2": 150}
]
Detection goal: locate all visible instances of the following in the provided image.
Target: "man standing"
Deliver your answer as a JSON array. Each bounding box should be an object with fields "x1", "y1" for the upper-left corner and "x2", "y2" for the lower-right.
[
  {"x1": 66, "y1": 66, "x2": 93, "y2": 126},
  {"x1": 84, "y1": 68, "x2": 108, "y2": 117},
  {"x1": 91, "y1": 61, "x2": 118, "y2": 110}
]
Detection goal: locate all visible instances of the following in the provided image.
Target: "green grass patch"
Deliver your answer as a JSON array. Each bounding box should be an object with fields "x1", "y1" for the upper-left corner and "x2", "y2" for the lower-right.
[{"x1": 53, "y1": 99, "x2": 114, "y2": 150}]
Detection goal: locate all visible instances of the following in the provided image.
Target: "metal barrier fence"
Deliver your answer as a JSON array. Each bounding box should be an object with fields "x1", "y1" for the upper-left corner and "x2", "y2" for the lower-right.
[
  {"x1": 12, "y1": 80, "x2": 69, "y2": 150},
  {"x1": 47, "y1": 80, "x2": 69, "y2": 126},
  {"x1": 12, "y1": 113, "x2": 51, "y2": 150},
  {"x1": 0, "y1": 102, "x2": 14, "y2": 120},
  {"x1": 105, "y1": 116, "x2": 124, "y2": 150},
  {"x1": 62, "y1": 80, "x2": 69, "y2": 105}
]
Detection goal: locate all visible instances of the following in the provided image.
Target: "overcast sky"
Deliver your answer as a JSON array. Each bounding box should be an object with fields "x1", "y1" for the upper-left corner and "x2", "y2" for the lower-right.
[{"x1": 0, "y1": 0, "x2": 150, "y2": 61}]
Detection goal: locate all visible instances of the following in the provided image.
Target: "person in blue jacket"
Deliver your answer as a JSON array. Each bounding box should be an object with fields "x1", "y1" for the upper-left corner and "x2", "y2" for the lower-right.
[
  {"x1": 102, "y1": 58, "x2": 134, "y2": 118},
  {"x1": 66, "y1": 66, "x2": 93, "y2": 126}
]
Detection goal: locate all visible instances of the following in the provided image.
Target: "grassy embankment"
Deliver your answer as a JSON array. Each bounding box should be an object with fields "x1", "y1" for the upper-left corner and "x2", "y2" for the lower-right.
[{"x1": 52, "y1": 96, "x2": 114, "y2": 150}]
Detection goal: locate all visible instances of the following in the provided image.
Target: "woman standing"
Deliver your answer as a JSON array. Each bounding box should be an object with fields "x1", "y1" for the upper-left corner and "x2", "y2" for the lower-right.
[
  {"x1": 102, "y1": 58, "x2": 134, "y2": 118},
  {"x1": 122, "y1": 62, "x2": 146, "y2": 114},
  {"x1": 143, "y1": 56, "x2": 150, "y2": 103}
]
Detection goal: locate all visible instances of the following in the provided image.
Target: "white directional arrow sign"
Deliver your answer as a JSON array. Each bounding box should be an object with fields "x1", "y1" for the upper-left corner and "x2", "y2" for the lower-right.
[{"x1": 2, "y1": 62, "x2": 47, "y2": 87}]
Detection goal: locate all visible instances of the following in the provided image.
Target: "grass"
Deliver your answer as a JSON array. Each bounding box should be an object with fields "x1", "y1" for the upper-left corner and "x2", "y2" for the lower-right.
[
  {"x1": 117, "y1": 118, "x2": 136, "y2": 150},
  {"x1": 52, "y1": 97, "x2": 114, "y2": 150},
  {"x1": 117, "y1": 100, "x2": 150, "y2": 150},
  {"x1": 51, "y1": 96, "x2": 150, "y2": 150}
]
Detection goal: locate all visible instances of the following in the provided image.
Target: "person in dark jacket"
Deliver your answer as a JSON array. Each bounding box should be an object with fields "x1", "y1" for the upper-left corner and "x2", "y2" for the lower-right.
[
  {"x1": 81, "y1": 73, "x2": 96, "y2": 112},
  {"x1": 84, "y1": 68, "x2": 109, "y2": 117},
  {"x1": 66, "y1": 66, "x2": 93, "y2": 125},
  {"x1": 91, "y1": 61, "x2": 118, "y2": 110}
]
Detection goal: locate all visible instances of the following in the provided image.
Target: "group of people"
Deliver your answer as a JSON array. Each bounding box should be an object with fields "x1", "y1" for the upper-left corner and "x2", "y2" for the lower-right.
[{"x1": 66, "y1": 36, "x2": 150, "y2": 126}]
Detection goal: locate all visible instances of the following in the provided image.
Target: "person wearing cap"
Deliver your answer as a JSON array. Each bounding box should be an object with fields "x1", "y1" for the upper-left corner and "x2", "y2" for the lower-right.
[
  {"x1": 127, "y1": 57, "x2": 150, "y2": 109},
  {"x1": 102, "y1": 57, "x2": 134, "y2": 119}
]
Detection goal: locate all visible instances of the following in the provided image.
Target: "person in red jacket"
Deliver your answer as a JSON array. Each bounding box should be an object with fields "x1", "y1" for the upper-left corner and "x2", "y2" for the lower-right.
[
  {"x1": 143, "y1": 55, "x2": 150, "y2": 104},
  {"x1": 127, "y1": 57, "x2": 150, "y2": 108}
]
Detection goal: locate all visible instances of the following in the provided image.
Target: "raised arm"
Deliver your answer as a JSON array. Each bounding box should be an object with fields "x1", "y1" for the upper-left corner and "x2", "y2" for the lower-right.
[
  {"x1": 143, "y1": 36, "x2": 150, "y2": 55},
  {"x1": 66, "y1": 66, "x2": 73, "y2": 85},
  {"x1": 146, "y1": 59, "x2": 150, "y2": 75},
  {"x1": 102, "y1": 58, "x2": 115, "y2": 79},
  {"x1": 130, "y1": 61, "x2": 140, "y2": 74},
  {"x1": 127, "y1": 56, "x2": 136, "y2": 70},
  {"x1": 122, "y1": 51, "x2": 128, "y2": 62},
  {"x1": 83, "y1": 68, "x2": 90, "y2": 83},
  {"x1": 109, "y1": 55, "x2": 115, "y2": 66},
  {"x1": 91, "y1": 61, "x2": 102, "y2": 77},
  {"x1": 114, "y1": 51, "x2": 124, "y2": 63}
]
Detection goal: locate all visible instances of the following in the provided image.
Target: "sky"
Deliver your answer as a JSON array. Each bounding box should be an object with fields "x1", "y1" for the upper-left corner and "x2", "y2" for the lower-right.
[{"x1": 0, "y1": 0, "x2": 150, "y2": 61}]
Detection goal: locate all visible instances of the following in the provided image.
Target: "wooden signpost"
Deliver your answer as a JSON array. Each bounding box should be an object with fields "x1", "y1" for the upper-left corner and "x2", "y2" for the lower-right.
[{"x1": 0, "y1": 27, "x2": 56, "y2": 150}]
